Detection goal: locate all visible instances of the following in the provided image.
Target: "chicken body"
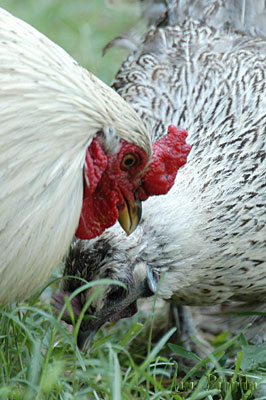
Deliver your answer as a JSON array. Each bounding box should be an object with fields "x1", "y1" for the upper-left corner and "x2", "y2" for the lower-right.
[
  {"x1": 0, "y1": 8, "x2": 154, "y2": 303},
  {"x1": 60, "y1": 0, "x2": 266, "y2": 342}
]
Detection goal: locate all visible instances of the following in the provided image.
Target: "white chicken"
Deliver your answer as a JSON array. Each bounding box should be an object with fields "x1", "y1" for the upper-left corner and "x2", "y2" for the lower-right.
[
  {"x1": 0, "y1": 8, "x2": 190, "y2": 303},
  {"x1": 55, "y1": 0, "x2": 266, "y2": 347}
]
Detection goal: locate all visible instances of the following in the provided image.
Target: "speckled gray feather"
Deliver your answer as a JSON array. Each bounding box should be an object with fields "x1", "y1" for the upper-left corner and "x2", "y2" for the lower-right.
[{"x1": 62, "y1": 0, "x2": 266, "y2": 340}]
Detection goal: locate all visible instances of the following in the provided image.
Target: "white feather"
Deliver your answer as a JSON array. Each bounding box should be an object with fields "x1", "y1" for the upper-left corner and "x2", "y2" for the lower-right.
[{"x1": 0, "y1": 7, "x2": 152, "y2": 303}]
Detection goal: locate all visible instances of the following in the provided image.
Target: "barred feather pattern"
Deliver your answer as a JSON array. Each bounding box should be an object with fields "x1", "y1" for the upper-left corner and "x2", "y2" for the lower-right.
[
  {"x1": 111, "y1": 19, "x2": 266, "y2": 303},
  {"x1": 64, "y1": 3, "x2": 266, "y2": 340}
]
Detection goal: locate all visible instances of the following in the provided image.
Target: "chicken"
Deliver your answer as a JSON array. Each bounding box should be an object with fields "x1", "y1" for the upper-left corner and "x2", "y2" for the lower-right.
[
  {"x1": 54, "y1": 0, "x2": 266, "y2": 347},
  {"x1": 0, "y1": 7, "x2": 191, "y2": 304}
]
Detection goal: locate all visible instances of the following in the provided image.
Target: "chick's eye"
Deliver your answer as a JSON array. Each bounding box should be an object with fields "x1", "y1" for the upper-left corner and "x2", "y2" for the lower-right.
[
  {"x1": 121, "y1": 154, "x2": 137, "y2": 171},
  {"x1": 107, "y1": 286, "x2": 126, "y2": 302}
]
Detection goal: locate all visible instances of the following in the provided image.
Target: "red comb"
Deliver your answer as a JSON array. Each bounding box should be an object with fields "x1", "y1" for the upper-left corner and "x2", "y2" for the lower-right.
[{"x1": 138, "y1": 125, "x2": 191, "y2": 200}]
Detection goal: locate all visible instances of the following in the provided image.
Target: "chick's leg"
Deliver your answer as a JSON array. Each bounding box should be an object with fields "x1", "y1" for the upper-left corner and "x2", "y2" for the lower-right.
[{"x1": 171, "y1": 304, "x2": 213, "y2": 356}]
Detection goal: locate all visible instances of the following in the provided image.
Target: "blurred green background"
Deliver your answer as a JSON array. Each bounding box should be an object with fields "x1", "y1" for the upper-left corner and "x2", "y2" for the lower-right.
[{"x1": 0, "y1": 0, "x2": 140, "y2": 83}]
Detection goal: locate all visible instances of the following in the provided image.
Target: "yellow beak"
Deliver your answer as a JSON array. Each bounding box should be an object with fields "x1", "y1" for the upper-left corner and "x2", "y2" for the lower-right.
[{"x1": 118, "y1": 198, "x2": 142, "y2": 235}]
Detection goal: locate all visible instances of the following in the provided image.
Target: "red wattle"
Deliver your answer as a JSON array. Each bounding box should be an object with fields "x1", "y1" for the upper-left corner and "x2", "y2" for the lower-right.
[
  {"x1": 76, "y1": 137, "x2": 116, "y2": 239},
  {"x1": 75, "y1": 189, "x2": 120, "y2": 239},
  {"x1": 138, "y1": 125, "x2": 191, "y2": 199}
]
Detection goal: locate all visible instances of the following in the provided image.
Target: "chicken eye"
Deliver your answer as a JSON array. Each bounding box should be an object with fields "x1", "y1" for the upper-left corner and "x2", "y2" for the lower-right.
[
  {"x1": 107, "y1": 286, "x2": 126, "y2": 302},
  {"x1": 121, "y1": 154, "x2": 137, "y2": 170}
]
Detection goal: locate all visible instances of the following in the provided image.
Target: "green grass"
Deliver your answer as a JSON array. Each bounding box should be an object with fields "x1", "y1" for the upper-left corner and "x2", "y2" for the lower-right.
[
  {"x1": 0, "y1": 282, "x2": 265, "y2": 399},
  {"x1": 0, "y1": 1, "x2": 265, "y2": 398}
]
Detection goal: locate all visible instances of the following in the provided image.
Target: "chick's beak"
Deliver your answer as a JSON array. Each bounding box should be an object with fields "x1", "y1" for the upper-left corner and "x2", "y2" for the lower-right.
[
  {"x1": 118, "y1": 197, "x2": 142, "y2": 235},
  {"x1": 77, "y1": 267, "x2": 158, "y2": 350}
]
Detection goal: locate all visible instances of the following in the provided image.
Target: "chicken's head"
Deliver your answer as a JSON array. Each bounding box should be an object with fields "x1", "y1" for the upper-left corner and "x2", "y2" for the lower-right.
[
  {"x1": 52, "y1": 238, "x2": 158, "y2": 350},
  {"x1": 76, "y1": 125, "x2": 191, "y2": 239}
]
